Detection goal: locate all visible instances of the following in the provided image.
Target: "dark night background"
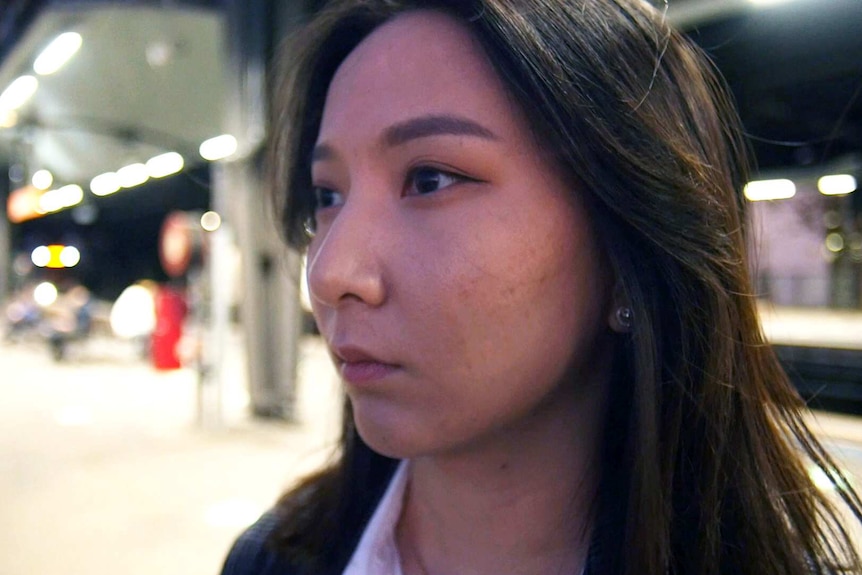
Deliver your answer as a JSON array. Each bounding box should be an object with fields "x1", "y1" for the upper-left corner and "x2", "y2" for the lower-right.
[{"x1": 9, "y1": 165, "x2": 210, "y2": 299}]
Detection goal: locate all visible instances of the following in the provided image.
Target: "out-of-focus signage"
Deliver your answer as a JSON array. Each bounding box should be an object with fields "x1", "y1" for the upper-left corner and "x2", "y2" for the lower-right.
[
  {"x1": 159, "y1": 211, "x2": 195, "y2": 277},
  {"x1": 6, "y1": 184, "x2": 41, "y2": 223},
  {"x1": 31, "y1": 244, "x2": 80, "y2": 268}
]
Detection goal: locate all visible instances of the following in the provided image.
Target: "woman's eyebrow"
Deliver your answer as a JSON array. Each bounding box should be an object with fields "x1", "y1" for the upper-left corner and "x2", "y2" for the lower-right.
[
  {"x1": 381, "y1": 114, "x2": 499, "y2": 147},
  {"x1": 310, "y1": 114, "x2": 499, "y2": 164}
]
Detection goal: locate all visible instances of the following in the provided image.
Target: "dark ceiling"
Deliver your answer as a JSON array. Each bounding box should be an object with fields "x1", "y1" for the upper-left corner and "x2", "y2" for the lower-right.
[{"x1": 683, "y1": 0, "x2": 862, "y2": 173}]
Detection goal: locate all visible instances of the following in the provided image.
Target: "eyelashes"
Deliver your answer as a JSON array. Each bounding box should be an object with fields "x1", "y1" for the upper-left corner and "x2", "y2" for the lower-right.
[
  {"x1": 305, "y1": 165, "x2": 475, "y2": 236},
  {"x1": 313, "y1": 187, "x2": 343, "y2": 210},
  {"x1": 408, "y1": 166, "x2": 466, "y2": 195}
]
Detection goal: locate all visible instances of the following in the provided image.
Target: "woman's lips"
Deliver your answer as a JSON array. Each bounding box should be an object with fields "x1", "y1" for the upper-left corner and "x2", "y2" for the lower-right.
[
  {"x1": 332, "y1": 345, "x2": 400, "y2": 385},
  {"x1": 340, "y1": 360, "x2": 400, "y2": 384}
]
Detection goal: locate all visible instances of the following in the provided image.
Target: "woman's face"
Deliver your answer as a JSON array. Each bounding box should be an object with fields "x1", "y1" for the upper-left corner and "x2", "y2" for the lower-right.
[{"x1": 307, "y1": 10, "x2": 614, "y2": 458}]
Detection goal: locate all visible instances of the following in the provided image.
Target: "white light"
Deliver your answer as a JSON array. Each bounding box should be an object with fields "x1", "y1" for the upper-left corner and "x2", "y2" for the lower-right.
[
  {"x1": 117, "y1": 163, "x2": 149, "y2": 188},
  {"x1": 146, "y1": 40, "x2": 175, "y2": 68},
  {"x1": 37, "y1": 194, "x2": 55, "y2": 213},
  {"x1": 60, "y1": 245, "x2": 81, "y2": 267},
  {"x1": 110, "y1": 284, "x2": 155, "y2": 339},
  {"x1": 743, "y1": 179, "x2": 796, "y2": 202},
  {"x1": 809, "y1": 466, "x2": 835, "y2": 491},
  {"x1": 32, "y1": 169, "x2": 53, "y2": 190},
  {"x1": 200, "y1": 134, "x2": 237, "y2": 161},
  {"x1": 33, "y1": 281, "x2": 58, "y2": 307},
  {"x1": 62, "y1": 184, "x2": 84, "y2": 203},
  {"x1": 0, "y1": 75, "x2": 38, "y2": 112},
  {"x1": 200, "y1": 211, "x2": 221, "y2": 232},
  {"x1": 146, "y1": 152, "x2": 184, "y2": 178},
  {"x1": 806, "y1": 464, "x2": 852, "y2": 492},
  {"x1": 818, "y1": 174, "x2": 857, "y2": 196},
  {"x1": 31, "y1": 245, "x2": 51, "y2": 267},
  {"x1": 33, "y1": 32, "x2": 82, "y2": 76},
  {"x1": 90, "y1": 172, "x2": 121, "y2": 196},
  {"x1": 38, "y1": 184, "x2": 84, "y2": 213}
]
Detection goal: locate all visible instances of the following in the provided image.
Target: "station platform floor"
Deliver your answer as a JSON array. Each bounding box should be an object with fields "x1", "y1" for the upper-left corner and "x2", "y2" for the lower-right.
[
  {"x1": 0, "y1": 333, "x2": 342, "y2": 575},
  {"x1": 1, "y1": 332, "x2": 861, "y2": 574}
]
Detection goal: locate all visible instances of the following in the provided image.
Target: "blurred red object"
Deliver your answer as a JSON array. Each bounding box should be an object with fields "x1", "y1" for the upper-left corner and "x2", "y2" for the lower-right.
[{"x1": 151, "y1": 285, "x2": 187, "y2": 370}]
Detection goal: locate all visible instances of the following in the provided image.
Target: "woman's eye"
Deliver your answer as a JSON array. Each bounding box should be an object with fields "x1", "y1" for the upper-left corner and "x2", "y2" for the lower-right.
[
  {"x1": 408, "y1": 167, "x2": 465, "y2": 196},
  {"x1": 312, "y1": 187, "x2": 344, "y2": 210}
]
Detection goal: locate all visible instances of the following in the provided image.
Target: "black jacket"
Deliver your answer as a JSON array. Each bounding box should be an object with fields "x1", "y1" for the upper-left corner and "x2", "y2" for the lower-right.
[
  {"x1": 220, "y1": 502, "x2": 621, "y2": 575},
  {"x1": 221, "y1": 510, "x2": 302, "y2": 575}
]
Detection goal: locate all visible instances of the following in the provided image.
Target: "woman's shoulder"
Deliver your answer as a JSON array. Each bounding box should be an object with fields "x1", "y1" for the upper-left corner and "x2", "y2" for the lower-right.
[
  {"x1": 220, "y1": 509, "x2": 298, "y2": 575},
  {"x1": 220, "y1": 451, "x2": 401, "y2": 575}
]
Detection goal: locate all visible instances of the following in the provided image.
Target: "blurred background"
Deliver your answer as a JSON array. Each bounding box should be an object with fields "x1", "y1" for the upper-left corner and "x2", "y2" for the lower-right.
[{"x1": 0, "y1": 0, "x2": 861, "y2": 573}]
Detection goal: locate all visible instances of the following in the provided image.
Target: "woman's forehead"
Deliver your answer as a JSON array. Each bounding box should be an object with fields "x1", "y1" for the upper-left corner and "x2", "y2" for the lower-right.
[
  {"x1": 318, "y1": 10, "x2": 528, "y2": 150},
  {"x1": 333, "y1": 11, "x2": 480, "y2": 83}
]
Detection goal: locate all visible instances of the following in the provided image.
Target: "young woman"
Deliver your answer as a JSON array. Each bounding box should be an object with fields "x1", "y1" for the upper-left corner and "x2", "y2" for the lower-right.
[{"x1": 222, "y1": 1, "x2": 862, "y2": 574}]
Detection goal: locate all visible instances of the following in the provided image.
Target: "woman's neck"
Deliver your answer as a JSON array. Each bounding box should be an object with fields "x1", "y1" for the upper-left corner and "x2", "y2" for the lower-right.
[{"x1": 395, "y1": 376, "x2": 606, "y2": 575}]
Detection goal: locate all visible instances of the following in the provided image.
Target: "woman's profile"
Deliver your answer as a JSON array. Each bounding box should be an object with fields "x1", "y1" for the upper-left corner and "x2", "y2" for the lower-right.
[{"x1": 222, "y1": 1, "x2": 862, "y2": 574}]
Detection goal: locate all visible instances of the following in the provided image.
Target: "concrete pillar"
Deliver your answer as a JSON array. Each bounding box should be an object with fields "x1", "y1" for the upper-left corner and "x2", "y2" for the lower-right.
[
  {"x1": 217, "y1": 0, "x2": 309, "y2": 420},
  {"x1": 223, "y1": 160, "x2": 302, "y2": 419}
]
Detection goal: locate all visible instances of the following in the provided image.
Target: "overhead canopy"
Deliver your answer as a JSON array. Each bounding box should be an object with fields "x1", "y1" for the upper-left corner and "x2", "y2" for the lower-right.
[{"x1": 0, "y1": 2, "x2": 225, "y2": 198}]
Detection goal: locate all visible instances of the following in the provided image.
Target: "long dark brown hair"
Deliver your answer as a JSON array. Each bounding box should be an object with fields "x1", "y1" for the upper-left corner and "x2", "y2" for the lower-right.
[{"x1": 267, "y1": 1, "x2": 862, "y2": 574}]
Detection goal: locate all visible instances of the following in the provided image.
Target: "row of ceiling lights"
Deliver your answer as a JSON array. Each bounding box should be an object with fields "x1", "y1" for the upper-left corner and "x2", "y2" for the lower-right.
[
  {"x1": 85, "y1": 135, "x2": 239, "y2": 197},
  {"x1": 744, "y1": 174, "x2": 858, "y2": 201},
  {"x1": 20, "y1": 133, "x2": 236, "y2": 219},
  {"x1": 1, "y1": 30, "x2": 240, "y2": 219},
  {"x1": 29, "y1": 132, "x2": 236, "y2": 209}
]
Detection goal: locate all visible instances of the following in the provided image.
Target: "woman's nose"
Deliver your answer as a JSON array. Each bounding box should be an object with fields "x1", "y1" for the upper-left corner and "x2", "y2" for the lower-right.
[{"x1": 306, "y1": 200, "x2": 388, "y2": 309}]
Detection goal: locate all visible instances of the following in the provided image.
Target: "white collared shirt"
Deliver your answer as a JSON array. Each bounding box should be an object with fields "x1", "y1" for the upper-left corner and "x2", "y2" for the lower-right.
[
  {"x1": 341, "y1": 460, "x2": 588, "y2": 575},
  {"x1": 342, "y1": 460, "x2": 410, "y2": 575}
]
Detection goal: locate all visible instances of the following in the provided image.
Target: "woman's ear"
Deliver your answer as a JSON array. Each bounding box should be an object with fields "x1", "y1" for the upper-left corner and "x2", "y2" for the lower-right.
[{"x1": 608, "y1": 283, "x2": 633, "y2": 333}]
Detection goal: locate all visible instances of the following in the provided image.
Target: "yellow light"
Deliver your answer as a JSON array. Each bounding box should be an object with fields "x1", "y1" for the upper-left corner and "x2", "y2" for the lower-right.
[
  {"x1": 117, "y1": 163, "x2": 149, "y2": 188},
  {"x1": 90, "y1": 172, "x2": 121, "y2": 196},
  {"x1": 743, "y1": 179, "x2": 796, "y2": 202},
  {"x1": 146, "y1": 152, "x2": 184, "y2": 178},
  {"x1": 43, "y1": 245, "x2": 67, "y2": 268},
  {"x1": 826, "y1": 233, "x2": 844, "y2": 253},
  {"x1": 200, "y1": 134, "x2": 237, "y2": 161},
  {"x1": 818, "y1": 174, "x2": 857, "y2": 196},
  {"x1": 60, "y1": 246, "x2": 81, "y2": 267},
  {"x1": 32, "y1": 169, "x2": 53, "y2": 190},
  {"x1": 34, "y1": 32, "x2": 82, "y2": 76},
  {"x1": 0, "y1": 75, "x2": 38, "y2": 112},
  {"x1": 200, "y1": 211, "x2": 221, "y2": 232}
]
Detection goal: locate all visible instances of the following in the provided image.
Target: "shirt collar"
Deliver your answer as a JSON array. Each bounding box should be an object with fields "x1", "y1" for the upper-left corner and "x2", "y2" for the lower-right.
[{"x1": 342, "y1": 460, "x2": 410, "y2": 575}]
